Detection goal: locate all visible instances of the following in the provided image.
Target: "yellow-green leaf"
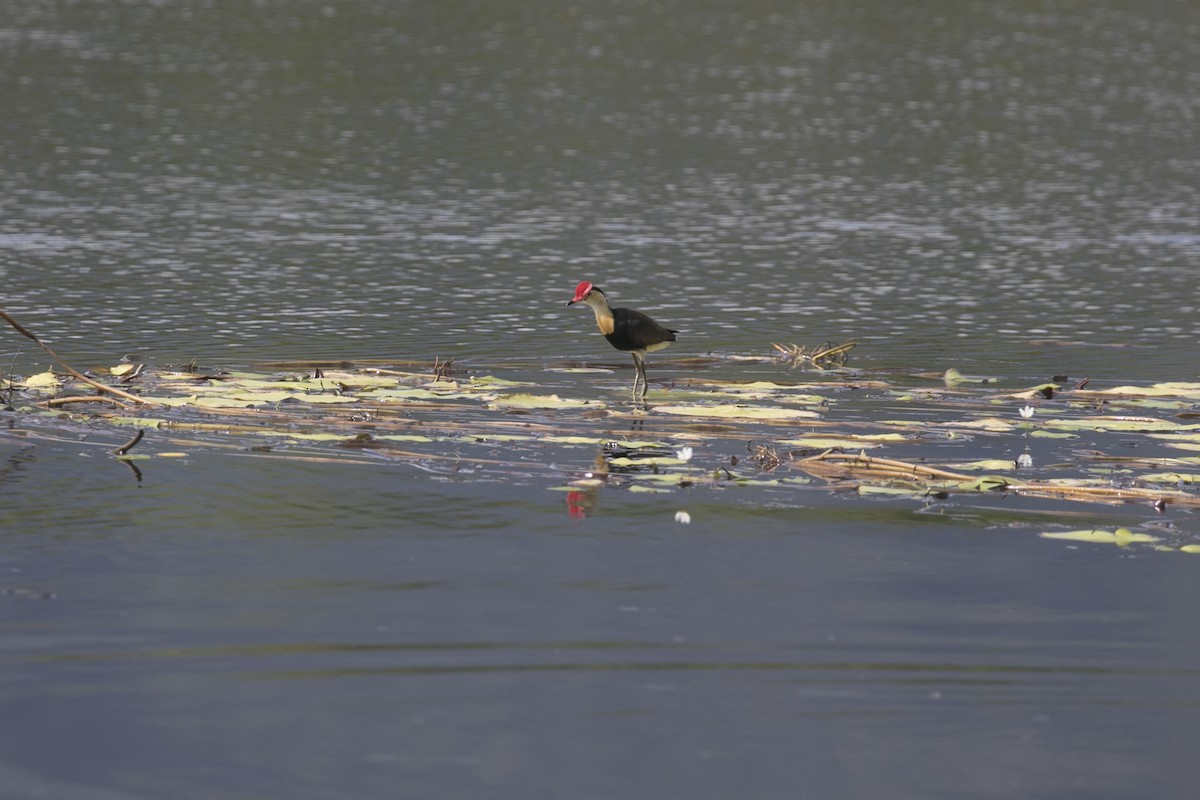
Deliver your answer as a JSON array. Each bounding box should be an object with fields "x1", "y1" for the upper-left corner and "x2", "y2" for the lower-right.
[
  {"x1": 943, "y1": 368, "x2": 997, "y2": 386},
  {"x1": 949, "y1": 417, "x2": 1017, "y2": 432},
  {"x1": 958, "y1": 475, "x2": 1010, "y2": 491},
  {"x1": 257, "y1": 432, "x2": 359, "y2": 442},
  {"x1": 1000, "y1": 383, "x2": 1059, "y2": 399},
  {"x1": 1030, "y1": 430, "x2": 1076, "y2": 439},
  {"x1": 369, "y1": 388, "x2": 475, "y2": 400},
  {"x1": 107, "y1": 417, "x2": 168, "y2": 428},
  {"x1": 1140, "y1": 472, "x2": 1200, "y2": 484},
  {"x1": 1094, "y1": 382, "x2": 1200, "y2": 398},
  {"x1": 20, "y1": 371, "x2": 60, "y2": 389},
  {"x1": 652, "y1": 404, "x2": 819, "y2": 420},
  {"x1": 781, "y1": 434, "x2": 906, "y2": 449},
  {"x1": 470, "y1": 375, "x2": 534, "y2": 387},
  {"x1": 1045, "y1": 416, "x2": 1198, "y2": 433},
  {"x1": 1039, "y1": 529, "x2": 1162, "y2": 545},
  {"x1": 295, "y1": 394, "x2": 361, "y2": 404},
  {"x1": 955, "y1": 459, "x2": 1017, "y2": 471},
  {"x1": 627, "y1": 472, "x2": 690, "y2": 484},
  {"x1": 606, "y1": 456, "x2": 687, "y2": 467},
  {"x1": 487, "y1": 394, "x2": 601, "y2": 409}
]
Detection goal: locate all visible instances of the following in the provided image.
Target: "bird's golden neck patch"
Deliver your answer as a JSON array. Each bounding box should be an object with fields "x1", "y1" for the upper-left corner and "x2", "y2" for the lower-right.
[{"x1": 591, "y1": 305, "x2": 615, "y2": 335}]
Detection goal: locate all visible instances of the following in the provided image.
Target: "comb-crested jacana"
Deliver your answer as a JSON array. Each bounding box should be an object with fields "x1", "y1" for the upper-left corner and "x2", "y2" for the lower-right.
[{"x1": 567, "y1": 280, "x2": 678, "y2": 398}]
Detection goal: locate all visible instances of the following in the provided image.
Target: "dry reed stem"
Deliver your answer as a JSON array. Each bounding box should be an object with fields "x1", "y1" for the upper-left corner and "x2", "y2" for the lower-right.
[
  {"x1": 0, "y1": 308, "x2": 158, "y2": 406},
  {"x1": 40, "y1": 396, "x2": 133, "y2": 410},
  {"x1": 795, "y1": 450, "x2": 973, "y2": 482},
  {"x1": 794, "y1": 449, "x2": 1200, "y2": 507}
]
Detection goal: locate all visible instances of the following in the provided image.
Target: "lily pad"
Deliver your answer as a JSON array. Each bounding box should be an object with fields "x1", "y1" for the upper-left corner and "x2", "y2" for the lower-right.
[
  {"x1": 1093, "y1": 382, "x2": 1200, "y2": 398},
  {"x1": 194, "y1": 389, "x2": 359, "y2": 405},
  {"x1": 186, "y1": 396, "x2": 268, "y2": 409},
  {"x1": 257, "y1": 432, "x2": 364, "y2": 442},
  {"x1": 999, "y1": 383, "x2": 1059, "y2": 399},
  {"x1": 652, "y1": 404, "x2": 820, "y2": 420},
  {"x1": 107, "y1": 417, "x2": 169, "y2": 428},
  {"x1": 487, "y1": 394, "x2": 601, "y2": 409},
  {"x1": 469, "y1": 375, "x2": 534, "y2": 387},
  {"x1": 948, "y1": 418, "x2": 1017, "y2": 432},
  {"x1": 1029, "y1": 430, "x2": 1076, "y2": 439},
  {"x1": 20, "y1": 371, "x2": 60, "y2": 389},
  {"x1": 626, "y1": 472, "x2": 692, "y2": 484},
  {"x1": 369, "y1": 388, "x2": 465, "y2": 401},
  {"x1": 955, "y1": 459, "x2": 1018, "y2": 471},
  {"x1": 1039, "y1": 528, "x2": 1162, "y2": 545},
  {"x1": 1045, "y1": 416, "x2": 1200, "y2": 433},
  {"x1": 958, "y1": 475, "x2": 1011, "y2": 492},
  {"x1": 779, "y1": 436, "x2": 896, "y2": 449},
  {"x1": 1140, "y1": 473, "x2": 1200, "y2": 484},
  {"x1": 453, "y1": 433, "x2": 534, "y2": 443},
  {"x1": 1149, "y1": 432, "x2": 1200, "y2": 443},
  {"x1": 943, "y1": 368, "x2": 998, "y2": 385},
  {"x1": 291, "y1": 394, "x2": 361, "y2": 405},
  {"x1": 857, "y1": 484, "x2": 927, "y2": 497},
  {"x1": 606, "y1": 456, "x2": 689, "y2": 467}
]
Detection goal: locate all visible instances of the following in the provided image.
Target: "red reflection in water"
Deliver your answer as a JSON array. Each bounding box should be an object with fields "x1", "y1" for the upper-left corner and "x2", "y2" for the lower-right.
[{"x1": 566, "y1": 491, "x2": 587, "y2": 518}]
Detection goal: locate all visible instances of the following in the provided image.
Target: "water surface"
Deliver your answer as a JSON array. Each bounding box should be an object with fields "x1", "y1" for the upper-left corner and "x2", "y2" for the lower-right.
[{"x1": 2, "y1": 2, "x2": 1199, "y2": 798}]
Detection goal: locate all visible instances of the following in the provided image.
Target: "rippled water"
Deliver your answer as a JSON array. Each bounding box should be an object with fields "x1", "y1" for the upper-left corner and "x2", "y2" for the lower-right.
[
  {"x1": 3, "y1": 2, "x2": 1200, "y2": 798},
  {"x1": 2, "y1": 1, "x2": 1197, "y2": 374}
]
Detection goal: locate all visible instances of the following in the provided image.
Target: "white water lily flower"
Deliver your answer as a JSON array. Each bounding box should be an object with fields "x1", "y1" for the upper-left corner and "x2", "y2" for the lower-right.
[
  {"x1": 1019, "y1": 405, "x2": 1036, "y2": 419},
  {"x1": 675, "y1": 446, "x2": 694, "y2": 462},
  {"x1": 1016, "y1": 453, "x2": 1034, "y2": 468},
  {"x1": 674, "y1": 511, "x2": 691, "y2": 524}
]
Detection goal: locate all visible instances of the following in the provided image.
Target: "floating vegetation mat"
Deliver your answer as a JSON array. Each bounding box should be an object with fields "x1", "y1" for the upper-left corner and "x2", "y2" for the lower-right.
[{"x1": 2, "y1": 308, "x2": 1200, "y2": 553}]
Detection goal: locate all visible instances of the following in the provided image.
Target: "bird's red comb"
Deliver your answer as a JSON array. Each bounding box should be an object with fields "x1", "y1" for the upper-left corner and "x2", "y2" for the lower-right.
[{"x1": 572, "y1": 281, "x2": 594, "y2": 301}]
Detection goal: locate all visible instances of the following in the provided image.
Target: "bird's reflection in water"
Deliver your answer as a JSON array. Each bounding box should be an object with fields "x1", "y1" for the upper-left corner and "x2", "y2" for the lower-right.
[
  {"x1": 563, "y1": 451, "x2": 607, "y2": 518},
  {"x1": 565, "y1": 489, "x2": 591, "y2": 518}
]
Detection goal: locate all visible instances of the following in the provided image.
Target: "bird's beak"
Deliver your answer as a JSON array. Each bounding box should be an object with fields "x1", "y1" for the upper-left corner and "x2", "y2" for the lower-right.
[{"x1": 566, "y1": 298, "x2": 577, "y2": 306}]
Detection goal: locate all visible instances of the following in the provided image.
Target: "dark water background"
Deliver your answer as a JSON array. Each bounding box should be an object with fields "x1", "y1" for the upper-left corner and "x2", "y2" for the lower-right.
[{"x1": 2, "y1": 2, "x2": 1199, "y2": 798}]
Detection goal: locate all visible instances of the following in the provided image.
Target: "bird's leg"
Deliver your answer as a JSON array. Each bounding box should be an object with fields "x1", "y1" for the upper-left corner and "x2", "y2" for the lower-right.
[{"x1": 631, "y1": 352, "x2": 648, "y2": 399}]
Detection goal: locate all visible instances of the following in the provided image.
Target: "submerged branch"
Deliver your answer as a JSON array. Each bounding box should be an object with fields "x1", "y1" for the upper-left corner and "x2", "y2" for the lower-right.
[{"x1": 112, "y1": 429, "x2": 145, "y2": 455}]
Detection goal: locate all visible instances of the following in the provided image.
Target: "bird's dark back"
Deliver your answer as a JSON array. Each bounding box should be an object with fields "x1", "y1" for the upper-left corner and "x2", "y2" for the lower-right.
[{"x1": 606, "y1": 307, "x2": 677, "y2": 351}]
